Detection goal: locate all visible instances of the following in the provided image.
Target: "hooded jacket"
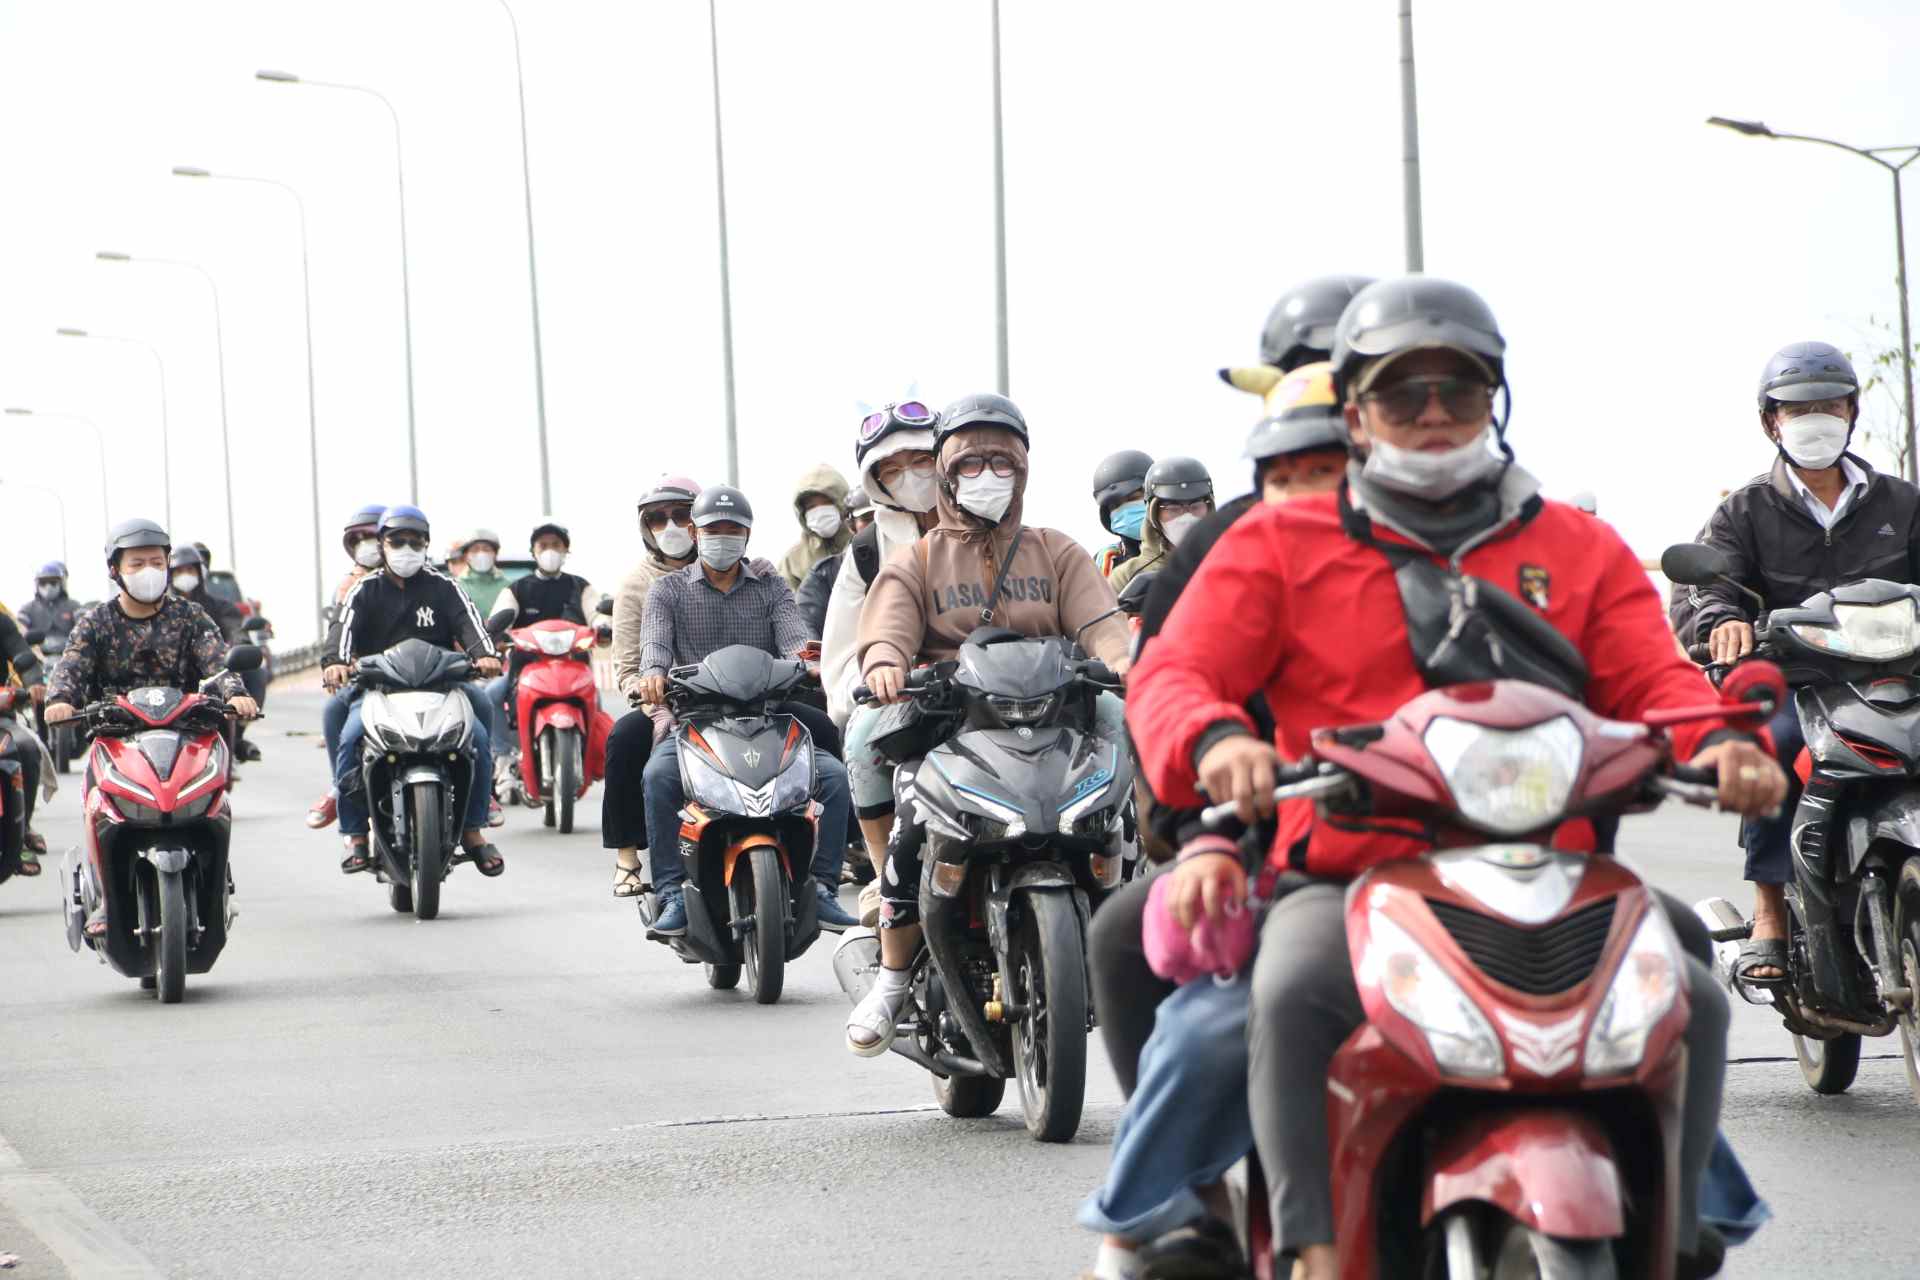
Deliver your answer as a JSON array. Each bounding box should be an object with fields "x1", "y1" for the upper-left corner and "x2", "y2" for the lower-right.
[
  {"x1": 776, "y1": 463, "x2": 852, "y2": 589},
  {"x1": 613, "y1": 525, "x2": 698, "y2": 701},
  {"x1": 857, "y1": 428, "x2": 1129, "y2": 681},
  {"x1": 1106, "y1": 498, "x2": 1177, "y2": 594}
]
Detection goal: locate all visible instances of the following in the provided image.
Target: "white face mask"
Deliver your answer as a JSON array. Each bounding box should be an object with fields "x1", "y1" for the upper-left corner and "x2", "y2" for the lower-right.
[
  {"x1": 1778, "y1": 412, "x2": 1851, "y2": 471},
  {"x1": 654, "y1": 523, "x2": 695, "y2": 559},
  {"x1": 37, "y1": 583, "x2": 60, "y2": 601},
  {"x1": 352, "y1": 538, "x2": 383, "y2": 568},
  {"x1": 467, "y1": 549, "x2": 496, "y2": 574},
  {"x1": 885, "y1": 470, "x2": 940, "y2": 514},
  {"x1": 172, "y1": 572, "x2": 200, "y2": 595},
  {"x1": 1359, "y1": 426, "x2": 1505, "y2": 501},
  {"x1": 123, "y1": 566, "x2": 168, "y2": 604},
  {"x1": 535, "y1": 548, "x2": 567, "y2": 575},
  {"x1": 385, "y1": 547, "x2": 427, "y2": 579},
  {"x1": 1162, "y1": 513, "x2": 1201, "y2": 547},
  {"x1": 698, "y1": 533, "x2": 749, "y2": 571},
  {"x1": 954, "y1": 472, "x2": 1017, "y2": 523},
  {"x1": 805, "y1": 506, "x2": 843, "y2": 539}
]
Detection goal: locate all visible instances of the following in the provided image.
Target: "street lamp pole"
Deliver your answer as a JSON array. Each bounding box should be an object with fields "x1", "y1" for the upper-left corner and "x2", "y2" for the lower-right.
[
  {"x1": 257, "y1": 69, "x2": 419, "y2": 502},
  {"x1": 989, "y1": 0, "x2": 1010, "y2": 396},
  {"x1": 172, "y1": 166, "x2": 327, "y2": 646},
  {"x1": 1, "y1": 479, "x2": 70, "y2": 564},
  {"x1": 55, "y1": 327, "x2": 171, "y2": 526},
  {"x1": 1709, "y1": 116, "x2": 1920, "y2": 483},
  {"x1": 497, "y1": 0, "x2": 553, "y2": 514},
  {"x1": 1398, "y1": 0, "x2": 1425, "y2": 272},
  {"x1": 705, "y1": 0, "x2": 739, "y2": 487},
  {"x1": 3, "y1": 408, "x2": 108, "y2": 538},
  {"x1": 96, "y1": 250, "x2": 239, "y2": 571}
]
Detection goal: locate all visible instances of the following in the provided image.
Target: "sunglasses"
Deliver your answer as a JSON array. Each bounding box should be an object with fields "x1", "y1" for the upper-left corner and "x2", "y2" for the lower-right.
[
  {"x1": 383, "y1": 533, "x2": 428, "y2": 551},
  {"x1": 952, "y1": 453, "x2": 1019, "y2": 480},
  {"x1": 874, "y1": 454, "x2": 936, "y2": 485},
  {"x1": 859, "y1": 401, "x2": 936, "y2": 442},
  {"x1": 642, "y1": 505, "x2": 695, "y2": 529},
  {"x1": 1362, "y1": 376, "x2": 1493, "y2": 427}
]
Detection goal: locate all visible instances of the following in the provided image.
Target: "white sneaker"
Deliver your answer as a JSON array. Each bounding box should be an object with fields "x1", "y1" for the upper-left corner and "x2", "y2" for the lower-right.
[{"x1": 846, "y1": 974, "x2": 911, "y2": 1057}]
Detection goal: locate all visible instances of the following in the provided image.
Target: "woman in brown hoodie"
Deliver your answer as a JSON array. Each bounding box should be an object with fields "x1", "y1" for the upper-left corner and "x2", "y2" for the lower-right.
[{"x1": 847, "y1": 392, "x2": 1132, "y2": 1056}]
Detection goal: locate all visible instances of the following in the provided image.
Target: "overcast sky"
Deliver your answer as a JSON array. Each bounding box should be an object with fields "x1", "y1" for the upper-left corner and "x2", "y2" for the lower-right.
[{"x1": 2, "y1": 0, "x2": 1916, "y2": 642}]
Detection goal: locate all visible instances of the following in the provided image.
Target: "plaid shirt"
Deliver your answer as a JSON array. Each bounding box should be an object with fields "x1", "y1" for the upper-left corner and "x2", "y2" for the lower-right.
[{"x1": 638, "y1": 557, "x2": 809, "y2": 677}]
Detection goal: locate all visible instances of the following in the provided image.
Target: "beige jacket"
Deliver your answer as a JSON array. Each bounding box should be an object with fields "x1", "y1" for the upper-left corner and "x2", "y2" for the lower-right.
[
  {"x1": 613, "y1": 549, "x2": 696, "y2": 700},
  {"x1": 777, "y1": 462, "x2": 852, "y2": 588}
]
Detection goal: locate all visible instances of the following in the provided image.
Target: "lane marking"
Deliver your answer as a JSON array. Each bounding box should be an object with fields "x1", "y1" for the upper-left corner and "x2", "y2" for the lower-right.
[
  {"x1": 625, "y1": 1100, "x2": 1125, "y2": 1131},
  {"x1": 0, "y1": 1132, "x2": 161, "y2": 1278}
]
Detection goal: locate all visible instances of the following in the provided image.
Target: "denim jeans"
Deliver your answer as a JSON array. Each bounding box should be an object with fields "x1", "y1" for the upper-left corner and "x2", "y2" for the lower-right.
[
  {"x1": 322, "y1": 688, "x2": 352, "y2": 761},
  {"x1": 335, "y1": 684, "x2": 493, "y2": 837},
  {"x1": 483, "y1": 674, "x2": 512, "y2": 745},
  {"x1": 1740, "y1": 700, "x2": 1804, "y2": 885},
  {"x1": 642, "y1": 733, "x2": 851, "y2": 894}
]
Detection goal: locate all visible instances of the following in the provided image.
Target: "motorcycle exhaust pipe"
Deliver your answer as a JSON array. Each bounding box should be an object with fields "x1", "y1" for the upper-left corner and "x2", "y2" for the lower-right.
[
  {"x1": 1693, "y1": 896, "x2": 1771, "y2": 1006},
  {"x1": 833, "y1": 929, "x2": 882, "y2": 1005}
]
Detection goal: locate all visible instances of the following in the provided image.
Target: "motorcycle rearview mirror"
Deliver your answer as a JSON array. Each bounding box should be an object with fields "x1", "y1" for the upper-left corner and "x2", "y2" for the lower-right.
[
  {"x1": 23, "y1": 628, "x2": 46, "y2": 647},
  {"x1": 223, "y1": 644, "x2": 264, "y2": 674},
  {"x1": 1661, "y1": 542, "x2": 1765, "y2": 611},
  {"x1": 1717, "y1": 658, "x2": 1786, "y2": 726},
  {"x1": 242, "y1": 615, "x2": 270, "y2": 633},
  {"x1": 487, "y1": 613, "x2": 513, "y2": 637},
  {"x1": 1072, "y1": 607, "x2": 1123, "y2": 643},
  {"x1": 595, "y1": 595, "x2": 614, "y2": 617}
]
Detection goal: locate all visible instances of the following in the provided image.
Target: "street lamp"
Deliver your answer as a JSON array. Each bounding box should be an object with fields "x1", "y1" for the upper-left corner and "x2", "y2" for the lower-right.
[
  {"x1": 496, "y1": 0, "x2": 553, "y2": 514},
  {"x1": 989, "y1": 0, "x2": 1009, "y2": 395},
  {"x1": 257, "y1": 69, "x2": 419, "y2": 502},
  {"x1": 3, "y1": 408, "x2": 109, "y2": 538},
  {"x1": 55, "y1": 327, "x2": 172, "y2": 526},
  {"x1": 94, "y1": 250, "x2": 240, "y2": 570},
  {"x1": 172, "y1": 165, "x2": 326, "y2": 646},
  {"x1": 0, "y1": 478, "x2": 71, "y2": 563},
  {"x1": 704, "y1": 0, "x2": 739, "y2": 486},
  {"x1": 1709, "y1": 115, "x2": 1920, "y2": 483}
]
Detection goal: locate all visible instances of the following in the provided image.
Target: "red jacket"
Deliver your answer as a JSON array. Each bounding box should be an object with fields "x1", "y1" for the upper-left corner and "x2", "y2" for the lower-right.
[{"x1": 1127, "y1": 486, "x2": 1735, "y2": 882}]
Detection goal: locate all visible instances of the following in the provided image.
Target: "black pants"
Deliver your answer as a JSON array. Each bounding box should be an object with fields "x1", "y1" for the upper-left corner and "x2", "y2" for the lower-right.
[
  {"x1": 1090, "y1": 870, "x2": 1173, "y2": 1097},
  {"x1": 2, "y1": 725, "x2": 40, "y2": 828}
]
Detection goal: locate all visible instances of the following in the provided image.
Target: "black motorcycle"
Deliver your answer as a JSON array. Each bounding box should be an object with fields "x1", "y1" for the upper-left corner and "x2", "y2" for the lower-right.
[
  {"x1": 1668, "y1": 543, "x2": 1920, "y2": 1102},
  {"x1": 840, "y1": 628, "x2": 1131, "y2": 1141}
]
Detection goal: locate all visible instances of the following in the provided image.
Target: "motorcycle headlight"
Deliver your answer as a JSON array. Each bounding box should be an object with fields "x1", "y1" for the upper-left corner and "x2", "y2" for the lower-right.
[
  {"x1": 771, "y1": 748, "x2": 813, "y2": 813},
  {"x1": 1060, "y1": 753, "x2": 1118, "y2": 830},
  {"x1": 1583, "y1": 907, "x2": 1682, "y2": 1076},
  {"x1": 102, "y1": 761, "x2": 157, "y2": 804},
  {"x1": 987, "y1": 693, "x2": 1056, "y2": 725},
  {"x1": 955, "y1": 785, "x2": 1025, "y2": 839},
  {"x1": 1792, "y1": 597, "x2": 1920, "y2": 661},
  {"x1": 1359, "y1": 909, "x2": 1504, "y2": 1077},
  {"x1": 1423, "y1": 714, "x2": 1583, "y2": 836},
  {"x1": 682, "y1": 747, "x2": 741, "y2": 813},
  {"x1": 535, "y1": 629, "x2": 573, "y2": 656}
]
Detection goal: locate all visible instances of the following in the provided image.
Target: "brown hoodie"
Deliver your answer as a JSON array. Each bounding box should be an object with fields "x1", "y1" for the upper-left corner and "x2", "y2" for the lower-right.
[{"x1": 858, "y1": 427, "x2": 1128, "y2": 678}]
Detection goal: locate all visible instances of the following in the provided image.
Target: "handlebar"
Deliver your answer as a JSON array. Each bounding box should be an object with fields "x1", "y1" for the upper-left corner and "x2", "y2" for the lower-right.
[
  {"x1": 853, "y1": 658, "x2": 1121, "y2": 707},
  {"x1": 1198, "y1": 761, "x2": 1351, "y2": 830}
]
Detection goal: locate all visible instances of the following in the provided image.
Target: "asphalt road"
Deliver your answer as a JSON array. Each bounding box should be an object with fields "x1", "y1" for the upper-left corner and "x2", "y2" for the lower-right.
[{"x1": 0, "y1": 677, "x2": 1912, "y2": 1278}]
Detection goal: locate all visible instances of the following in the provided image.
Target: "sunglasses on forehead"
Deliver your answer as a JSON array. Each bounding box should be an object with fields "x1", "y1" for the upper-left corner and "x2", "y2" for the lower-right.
[{"x1": 859, "y1": 401, "x2": 936, "y2": 441}]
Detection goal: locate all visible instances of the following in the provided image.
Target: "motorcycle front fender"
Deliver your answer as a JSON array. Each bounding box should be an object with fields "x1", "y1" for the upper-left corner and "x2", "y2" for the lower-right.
[
  {"x1": 400, "y1": 765, "x2": 447, "y2": 787},
  {"x1": 532, "y1": 703, "x2": 582, "y2": 735},
  {"x1": 139, "y1": 846, "x2": 192, "y2": 874},
  {"x1": 1855, "y1": 785, "x2": 1920, "y2": 874},
  {"x1": 1422, "y1": 1107, "x2": 1625, "y2": 1240}
]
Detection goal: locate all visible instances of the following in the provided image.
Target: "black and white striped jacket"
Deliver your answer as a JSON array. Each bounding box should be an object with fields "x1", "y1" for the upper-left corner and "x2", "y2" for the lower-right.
[{"x1": 326, "y1": 566, "x2": 496, "y2": 665}]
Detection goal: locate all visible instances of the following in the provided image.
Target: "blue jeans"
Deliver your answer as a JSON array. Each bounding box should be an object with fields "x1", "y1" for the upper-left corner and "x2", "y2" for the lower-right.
[
  {"x1": 1740, "y1": 701, "x2": 1803, "y2": 885},
  {"x1": 483, "y1": 675, "x2": 511, "y2": 745},
  {"x1": 335, "y1": 684, "x2": 493, "y2": 838},
  {"x1": 322, "y1": 688, "x2": 352, "y2": 763},
  {"x1": 643, "y1": 733, "x2": 850, "y2": 894}
]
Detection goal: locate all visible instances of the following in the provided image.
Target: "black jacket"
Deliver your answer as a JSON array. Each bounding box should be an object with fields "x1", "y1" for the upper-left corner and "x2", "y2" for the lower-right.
[
  {"x1": 329, "y1": 566, "x2": 496, "y2": 664},
  {"x1": 185, "y1": 585, "x2": 245, "y2": 642},
  {"x1": 1686, "y1": 454, "x2": 1920, "y2": 643},
  {"x1": 0, "y1": 611, "x2": 43, "y2": 687}
]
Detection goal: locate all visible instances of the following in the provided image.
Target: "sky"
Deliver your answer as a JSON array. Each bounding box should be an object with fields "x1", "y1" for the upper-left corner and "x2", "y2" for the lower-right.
[{"x1": 1, "y1": 0, "x2": 1917, "y2": 644}]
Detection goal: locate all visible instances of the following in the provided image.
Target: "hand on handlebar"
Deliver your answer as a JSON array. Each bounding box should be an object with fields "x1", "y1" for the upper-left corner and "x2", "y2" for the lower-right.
[
  {"x1": 229, "y1": 695, "x2": 261, "y2": 721},
  {"x1": 638, "y1": 674, "x2": 667, "y2": 707},
  {"x1": 1687, "y1": 739, "x2": 1787, "y2": 818},
  {"x1": 45, "y1": 701, "x2": 76, "y2": 724},
  {"x1": 866, "y1": 666, "x2": 907, "y2": 705},
  {"x1": 1197, "y1": 735, "x2": 1279, "y2": 824},
  {"x1": 1707, "y1": 620, "x2": 1755, "y2": 666},
  {"x1": 474, "y1": 656, "x2": 502, "y2": 678},
  {"x1": 322, "y1": 664, "x2": 350, "y2": 692}
]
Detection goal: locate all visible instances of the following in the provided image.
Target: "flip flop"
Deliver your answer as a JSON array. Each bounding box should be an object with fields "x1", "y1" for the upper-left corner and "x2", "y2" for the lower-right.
[{"x1": 1733, "y1": 937, "x2": 1790, "y2": 989}]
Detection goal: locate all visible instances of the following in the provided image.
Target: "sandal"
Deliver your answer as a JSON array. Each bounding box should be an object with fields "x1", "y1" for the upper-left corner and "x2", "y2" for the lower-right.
[
  {"x1": 459, "y1": 841, "x2": 506, "y2": 877},
  {"x1": 24, "y1": 831, "x2": 47, "y2": 855},
  {"x1": 614, "y1": 864, "x2": 648, "y2": 898},
  {"x1": 340, "y1": 844, "x2": 373, "y2": 875},
  {"x1": 16, "y1": 848, "x2": 41, "y2": 877},
  {"x1": 1733, "y1": 937, "x2": 1790, "y2": 989}
]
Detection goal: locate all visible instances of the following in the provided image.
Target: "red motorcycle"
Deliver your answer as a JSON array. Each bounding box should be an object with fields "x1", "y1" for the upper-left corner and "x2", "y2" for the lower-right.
[
  {"x1": 1210, "y1": 668, "x2": 1778, "y2": 1279},
  {"x1": 502, "y1": 618, "x2": 611, "y2": 833}
]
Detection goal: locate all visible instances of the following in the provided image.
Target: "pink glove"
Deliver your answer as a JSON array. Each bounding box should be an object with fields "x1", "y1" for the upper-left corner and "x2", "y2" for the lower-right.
[{"x1": 1143, "y1": 868, "x2": 1255, "y2": 985}]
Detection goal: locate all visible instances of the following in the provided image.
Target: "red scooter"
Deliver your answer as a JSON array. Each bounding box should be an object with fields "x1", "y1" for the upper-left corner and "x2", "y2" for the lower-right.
[
  {"x1": 502, "y1": 618, "x2": 611, "y2": 833},
  {"x1": 1211, "y1": 668, "x2": 1778, "y2": 1279}
]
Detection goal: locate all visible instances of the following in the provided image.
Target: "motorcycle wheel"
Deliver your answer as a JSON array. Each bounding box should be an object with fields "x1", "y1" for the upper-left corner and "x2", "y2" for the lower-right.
[
  {"x1": 156, "y1": 869, "x2": 187, "y2": 1004},
  {"x1": 1893, "y1": 862, "x2": 1920, "y2": 1106},
  {"x1": 410, "y1": 780, "x2": 444, "y2": 921},
  {"x1": 1472, "y1": 1215, "x2": 1617, "y2": 1280},
  {"x1": 932, "y1": 1070, "x2": 1006, "y2": 1118},
  {"x1": 1011, "y1": 890, "x2": 1088, "y2": 1142},
  {"x1": 739, "y1": 845, "x2": 786, "y2": 1005},
  {"x1": 705, "y1": 962, "x2": 742, "y2": 990},
  {"x1": 540, "y1": 729, "x2": 557, "y2": 828},
  {"x1": 1793, "y1": 1030, "x2": 1861, "y2": 1095},
  {"x1": 52, "y1": 728, "x2": 70, "y2": 774},
  {"x1": 557, "y1": 729, "x2": 581, "y2": 834},
  {"x1": 388, "y1": 882, "x2": 413, "y2": 914}
]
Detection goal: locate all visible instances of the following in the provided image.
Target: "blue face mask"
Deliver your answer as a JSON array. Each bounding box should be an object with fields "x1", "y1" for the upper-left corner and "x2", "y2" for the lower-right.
[{"x1": 1107, "y1": 500, "x2": 1147, "y2": 541}]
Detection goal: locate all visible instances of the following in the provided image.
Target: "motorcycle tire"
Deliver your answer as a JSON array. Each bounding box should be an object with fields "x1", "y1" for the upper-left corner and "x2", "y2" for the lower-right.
[
  {"x1": 705, "y1": 962, "x2": 742, "y2": 990},
  {"x1": 557, "y1": 729, "x2": 581, "y2": 835},
  {"x1": 410, "y1": 780, "x2": 444, "y2": 921},
  {"x1": 932, "y1": 1070, "x2": 1006, "y2": 1119},
  {"x1": 389, "y1": 882, "x2": 414, "y2": 914},
  {"x1": 1896, "y1": 861, "x2": 1920, "y2": 1106},
  {"x1": 1011, "y1": 890, "x2": 1088, "y2": 1143},
  {"x1": 157, "y1": 868, "x2": 188, "y2": 1004},
  {"x1": 1793, "y1": 1030, "x2": 1861, "y2": 1095},
  {"x1": 52, "y1": 729, "x2": 70, "y2": 775},
  {"x1": 1475, "y1": 1216, "x2": 1618, "y2": 1280},
  {"x1": 741, "y1": 845, "x2": 786, "y2": 1005}
]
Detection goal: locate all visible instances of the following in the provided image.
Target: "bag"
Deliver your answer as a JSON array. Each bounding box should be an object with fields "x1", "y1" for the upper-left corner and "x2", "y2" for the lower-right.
[
  {"x1": 869, "y1": 697, "x2": 943, "y2": 765},
  {"x1": 1143, "y1": 872, "x2": 1256, "y2": 984}
]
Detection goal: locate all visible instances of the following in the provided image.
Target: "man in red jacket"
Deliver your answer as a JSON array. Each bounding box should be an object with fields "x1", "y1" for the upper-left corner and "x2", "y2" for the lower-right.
[{"x1": 1125, "y1": 276, "x2": 1784, "y2": 1280}]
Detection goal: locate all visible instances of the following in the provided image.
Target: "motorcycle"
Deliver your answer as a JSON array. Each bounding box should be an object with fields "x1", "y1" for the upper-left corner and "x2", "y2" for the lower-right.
[
  {"x1": 494, "y1": 617, "x2": 611, "y2": 834},
  {"x1": 1666, "y1": 542, "x2": 1920, "y2": 1103},
  {"x1": 1198, "y1": 669, "x2": 1777, "y2": 1279},
  {"x1": 0, "y1": 685, "x2": 33, "y2": 885},
  {"x1": 350, "y1": 638, "x2": 483, "y2": 920},
  {"x1": 636, "y1": 645, "x2": 828, "y2": 1005},
  {"x1": 838, "y1": 628, "x2": 1133, "y2": 1142},
  {"x1": 57, "y1": 645, "x2": 264, "y2": 1003},
  {"x1": 32, "y1": 633, "x2": 81, "y2": 773}
]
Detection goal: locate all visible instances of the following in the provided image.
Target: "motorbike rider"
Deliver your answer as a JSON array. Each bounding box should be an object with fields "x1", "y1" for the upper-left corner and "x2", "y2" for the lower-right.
[
  {"x1": 1092, "y1": 450, "x2": 1154, "y2": 579},
  {"x1": 797, "y1": 487, "x2": 880, "y2": 638},
  {"x1": 308, "y1": 503, "x2": 388, "y2": 829},
  {"x1": 847, "y1": 486, "x2": 875, "y2": 536},
  {"x1": 0, "y1": 603, "x2": 47, "y2": 870},
  {"x1": 45, "y1": 519, "x2": 259, "y2": 928},
  {"x1": 1107, "y1": 457, "x2": 1215, "y2": 594},
  {"x1": 1681, "y1": 340, "x2": 1920, "y2": 987},
  {"x1": 459, "y1": 529, "x2": 512, "y2": 617},
  {"x1": 845, "y1": 392, "x2": 1133, "y2": 1055},
  {"x1": 605, "y1": 476, "x2": 702, "y2": 897},
  {"x1": 1121, "y1": 277, "x2": 1781, "y2": 1280},
  {"x1": 482, "y1": 518, "x2": 606, "y2": 745},
  {"x1": 18, "y1": 561, "x2": 80, "y2": 643},
  {"x1": 777, "y1": 463, "x2": 853, "y2": 589},
  {"x1": 634, "y1": 484, "x2": 859, "y2": 934},
  {"x1": 170, "y1": 544, "x2": 266, "y2": 764},
  {"x1": 321, "y1": 504, "x2": 505, "y2": 879}
]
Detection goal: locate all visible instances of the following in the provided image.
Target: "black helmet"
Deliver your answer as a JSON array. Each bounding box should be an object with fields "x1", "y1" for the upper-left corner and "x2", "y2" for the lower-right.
[
  {"x1": 104, "y1": 517, "x2": 170, "y2": 569},
  {"x1": 530, "y1": 518, "x2": 571, "y2": 548},
  {"x1": 1145, "y1": 456, "x2": 1214, "y2": 505},
  {"x1": 1757, "y1": 341, "x2": 1859, "y2": 409},
  {"x1": 933, "y1": 393, "x2": 1029, "y2": 453},
  {"x1": 856, "y1": 399, "x2": 940, "y2": 466},
  {"x1": 1329, "y1": 275, "x2": 1506, "y2": 403},
  {"x1": 378, "y1": 504, "x2": 431, "y2": 538},
  {"x1": 846, "y1": 486, "x2": 876, "y2": 519},
  {"x1": 168, "y1": 546, "x2": 205, "y2": 571},
  {"x1": 691, "y1": 485, "x2": 753, "y2": 529},
  {"x1": 1092, "y1": 449, "x2": 1154, "y2": 525},
  {"x1": 1245, "y1": 362, "x2": 1347, "y2": 461},
  {"x1": 1257, "y1": 274, "x2": 1377, "y2": 372}
]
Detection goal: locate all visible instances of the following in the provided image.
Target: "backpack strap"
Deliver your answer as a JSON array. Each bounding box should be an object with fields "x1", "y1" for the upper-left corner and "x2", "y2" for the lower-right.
[
  {"x1": 979, "y1": 527, "x2": 1027, "y2": 626},
  {"x1": 850, "y1": 524, "x2": 882, "y2": 587}
]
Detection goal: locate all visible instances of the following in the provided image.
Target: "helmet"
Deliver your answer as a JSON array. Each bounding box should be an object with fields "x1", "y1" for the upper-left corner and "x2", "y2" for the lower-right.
[
  {"x1": 1245, "y1": 362, "x2": 1347, "y2": 461},
  {"x1": 1144, "y1": 456, "x2": 1214, "y2": 505},
  {"x1": 104, "y1": 517, "x2": 170, "y2": 570},
  {"x1": 530, "y1": 518, "x2": 570, "y2": 548},
  {"x1": 467, "y1": 527, "x2": 503, "y2": 551},
  {"x1": 1256, "y1": 274, "x2": 1378, "y2": 372},
  {"x1": 35, "y1": 560, "x2": 66, "y2": 581},
  {"x1": 1092, "y1": 450, "x2": 1155, "y2": 526},
  {"x1": 192, "y1": 542, "x2": 213, "y2": 569},
  {"x1": 933, "y1": 393, "x2": 1030, "y2": 453},
  {"x1": 856, "y1": 400, "x2": 940, "y2": 467},
  {"x1": 639, "y1": 474, "x2": 702, "y2": 510},
  {"x1": 169, "y1": 545, "x2": 205, "y2": 570},
  {"x1": 1329, "y1": 276, "x2": 1506, "y2": 403},
  {"x1": 1758, "y1": 341, "x2": 1859, "y2": 408},
  {"x1": 846, "y1": 486, "x2": 876, "y2": 519},
  {"x1": 378, "y1": 504, "x2": 431, "y2": 538},
  {"x1": 691, "y1": 485, "x2": 753, "y2": 529},
  {"x1": 343, "y1": 503, "x2": 384, "y2": 555}
]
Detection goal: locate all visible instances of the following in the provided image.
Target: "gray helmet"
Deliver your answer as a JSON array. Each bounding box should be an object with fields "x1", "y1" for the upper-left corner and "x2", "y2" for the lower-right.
[
  {"x1": 1330, "y1": 276, "x2": 1506, "y2": 402},
  {"x1": 1145, "y1": 456, "x2": 1214, "y2": 505},
  {"x1": 1757, "y1": 341, "x2": 1859, "y2": 409},
  {"x1": 846, "y1": 486, "x2": 875, "y2": 519},
  {"x1": 1258, "y1": 275, "x2": 1377, "y2": 372},
  {"x1": 168, "y1": 545, "x2": 205, "y2": 571},
  {"x1": 933, "y1": 392, "x2": 1029, "y2": 453},
  {"x1": 104, "y1": 517, "x2": 170, "y2": 570},
  {"x1": 691, "y1": 485, "x2": 753, "y2": 529},
  {"x1": 467, "y1": 527, "x2": 503, "y2": 551},
  {"x1": 1092, "y1": 449, "x2": 1154, "y2": 525}
]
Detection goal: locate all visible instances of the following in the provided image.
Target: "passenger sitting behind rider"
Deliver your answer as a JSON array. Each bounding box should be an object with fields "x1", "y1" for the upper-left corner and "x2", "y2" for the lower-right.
[{"x1": 846, "y1": 393, "x2": 1132, "y2": 1056}]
